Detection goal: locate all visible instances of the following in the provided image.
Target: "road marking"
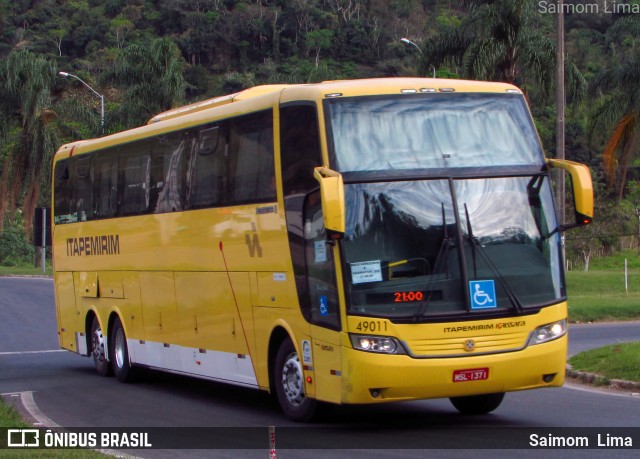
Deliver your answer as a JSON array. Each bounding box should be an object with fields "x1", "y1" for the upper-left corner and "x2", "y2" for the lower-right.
[
  {"x1": 564, "y1": 382, "x2": 640, "y2": 399},
  {"x1": 0, "y1": 350, "x2": 65, "y2": 356},
  {"x1": 19, "y1": 391, "x2": 62, "y2": 428}
]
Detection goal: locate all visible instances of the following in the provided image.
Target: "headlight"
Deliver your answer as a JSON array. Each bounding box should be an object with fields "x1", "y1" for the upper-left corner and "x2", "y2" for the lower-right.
[
  {"x1": 528, "y1": 319, "x2": 567, "y2": 345},
  {"x1": 350, "y1": 334, "x2": 405, "y2": 354}
]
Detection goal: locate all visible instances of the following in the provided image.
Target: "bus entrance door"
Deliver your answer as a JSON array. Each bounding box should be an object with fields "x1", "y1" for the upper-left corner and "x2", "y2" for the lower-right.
[{"x1": 311, "y1": 324, "x2": 342, "y2": 404}]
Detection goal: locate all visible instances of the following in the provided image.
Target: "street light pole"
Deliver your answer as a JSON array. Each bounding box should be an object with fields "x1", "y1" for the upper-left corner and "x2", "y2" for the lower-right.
[
  {"x1": 401, "y1": 38, "x2": 436, "y2": 78},
  {"x1": 59, "y1": 71, "x2": 105, "y2": 135},
  {"x1": 401, "y1": 37, "x2": 423, "y2": 54}
]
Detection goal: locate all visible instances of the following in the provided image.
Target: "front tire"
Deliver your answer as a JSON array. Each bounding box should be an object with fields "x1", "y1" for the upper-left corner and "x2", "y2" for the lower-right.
[
  {"x1": 90, "y1": 316, "x2": 112, "y2": 376},
  {"x1": 450, "y1": 392, "x2": 505, "y2": 415},
  {"x1": 109, "y1": 317, "x2": 137, "y2": 383},
  {"x1": 273, "y1": 339, "x2": 317, "y2": 422}
]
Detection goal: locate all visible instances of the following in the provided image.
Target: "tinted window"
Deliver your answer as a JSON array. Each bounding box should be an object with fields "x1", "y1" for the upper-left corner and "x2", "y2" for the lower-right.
[
  {"x1": 188, "y1": 124, "x2": 226, "y2": 208},
  {"x1": 72, "y1": 155, "x2": 93, "y2": 221},
  {"x1": 53, "y1": 159, "x2": 72, "y2": 223},
  {"x1": 53, "y1": 109, "x2": 275, "y2": 224},
  {"x1": 152, "y1": 131, "x2": 190, "y2": 213},
  {"x1": 119, "y1": 144, "x2": 151, "y2": 215},
  {"x1": 280, "y1": 104, "x2": 322, "y2": 197},
  {"x1": 93, "y1": 152, "x2": 118, "y2": 219},
  {"x1": 228, "y1": 111, "x2": 275, "y2": 203}
]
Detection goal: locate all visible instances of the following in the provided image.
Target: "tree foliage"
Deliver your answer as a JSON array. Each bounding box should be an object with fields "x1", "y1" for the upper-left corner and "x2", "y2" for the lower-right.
[
  {"x1": 101, "y1": 37, "x2": 187, "y2": 127},
  {"x1": 0, "y1": 50, "x2": 58, "y2": 236},
  {"x1": 0, "y1": 0, "x2": 635, "y2": 262},
  {"x1": 419, "y1": 0, "x2": 585, "y2": 104},
  {"x1": 590, "y1": 15, "x2": 640, "y2": 200}
]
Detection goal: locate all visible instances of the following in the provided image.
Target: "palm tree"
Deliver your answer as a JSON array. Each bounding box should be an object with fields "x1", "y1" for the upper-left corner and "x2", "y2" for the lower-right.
[
  {"x1": 590, "y1": 16, "x2": 640, "y2": 200},
  {"x1": 420, "y1": 0, "x2": 584, "y2": 102},
  {"x1": 102, "y1": 37, "x2": 187, "y2": 128},
  {"x1": 0, "y1": 50, "x2": 58, "y2": 236}
]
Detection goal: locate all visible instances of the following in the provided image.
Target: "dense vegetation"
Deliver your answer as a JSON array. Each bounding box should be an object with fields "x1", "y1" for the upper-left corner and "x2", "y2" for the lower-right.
[{"x1": 0, "y1": 0, "x2": 639, "y2": 268}]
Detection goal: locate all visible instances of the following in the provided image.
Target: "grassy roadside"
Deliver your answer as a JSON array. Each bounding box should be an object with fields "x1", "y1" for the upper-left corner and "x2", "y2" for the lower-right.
[
  {"x1": 555, "y1": 253, "x2": 640, "y2": 385},
  {"x1": 566, "y1": 270, "x2": 640, "y2": 322},
  {"x1": 569, "y1": 342, "x2": 640, "y2": 385},
  {"x1": 0, "y1": 265, "x2": 53, "y2": 277},
  {"x1": 565, "y1": 250, "x2": 640, "y2": 323}
]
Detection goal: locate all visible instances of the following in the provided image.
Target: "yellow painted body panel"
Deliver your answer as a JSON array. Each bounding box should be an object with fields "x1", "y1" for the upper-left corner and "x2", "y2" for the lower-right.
[{"x1": 54, "y1": 272, "x2": 78, "y2": 351}]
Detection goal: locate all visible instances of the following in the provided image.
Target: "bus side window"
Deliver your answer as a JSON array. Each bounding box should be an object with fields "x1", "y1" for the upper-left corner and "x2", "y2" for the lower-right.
[
  {"x1": 188, "y1": 123, "x2": 227, "y2": 208},
  {"x1": 93, "y1": 152, "x2": 118, "y2": 219},
  {"x1": 53, "y1": 159, "x2": 71, "y2": 223},
  {"x1": 304, "y1": 191, "x2": 341, "y2": 330},
  {"x1": 280, "y1": 103, "x2": 326, "y2": 326},
  {"x1": 152, "y1": 130, "x2": 189, "y2": 213},
  {"x1": 280, "y1": 104, "x2": 322, "y2": 197},
  {"x1": 119, "y1": 144, "x2": 151, "y2": 216},
  {"x1": 228, "y1": 110, "x2": 275, "y2": 204},
  {"x1": 72, "y1": 155, "x2": 93, "y2": 222}
]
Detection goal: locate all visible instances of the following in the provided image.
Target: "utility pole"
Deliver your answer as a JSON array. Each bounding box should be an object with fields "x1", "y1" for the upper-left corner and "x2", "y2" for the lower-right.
[{"x1": 555, "y1": 2, "x2": 566, "y2": 260}]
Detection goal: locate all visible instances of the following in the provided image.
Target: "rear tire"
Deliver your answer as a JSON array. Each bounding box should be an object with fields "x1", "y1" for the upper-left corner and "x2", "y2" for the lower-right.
[
  {"x1": 450, "y1": 392, "x2": 505, "y2": 415},
  {"x1": 90, "y1": 316, "x2": 112, "y2": 376},
  {"x1": 273, "y1": 339, "x2": 317, "y2": 422},
  {"x1": 109, "y1": 317, "x2": 137, "y2": 383}
]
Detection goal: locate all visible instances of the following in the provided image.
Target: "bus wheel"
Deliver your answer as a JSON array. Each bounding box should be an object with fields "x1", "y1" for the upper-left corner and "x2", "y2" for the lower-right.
[
  {"x1": 110, "y1": 317, "x2": 136, "y2": 383},
  {"x1": 449, "y1": 392, "x2": 505, "y2": 415},
  {"x1": 90, "y1": 316, "x2": 112, "y2": 376},
  {"x1": 274, "y1": 339, "x2": 317, "y2": 422}
]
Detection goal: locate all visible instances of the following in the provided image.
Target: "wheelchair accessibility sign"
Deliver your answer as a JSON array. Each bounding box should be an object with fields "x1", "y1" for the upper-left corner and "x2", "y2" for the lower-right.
[
  {"x1": 319, "y1": 295, "x2": 329, "y2": 316},
  {"x1": 469, "y1": 280, "x2": 497, "y2": 309}
]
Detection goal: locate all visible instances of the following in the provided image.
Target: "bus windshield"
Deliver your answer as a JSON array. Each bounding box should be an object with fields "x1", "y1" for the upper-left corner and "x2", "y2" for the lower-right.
[
  {"x1": 324, "y1": 93, "x2": 563, "y2": 320},
  {"x1": 325, "y1": 93, "x2": 544, "y2": 171},
  {"x1": 339, "y1": 176, "x2": 563, "y2": 319}
]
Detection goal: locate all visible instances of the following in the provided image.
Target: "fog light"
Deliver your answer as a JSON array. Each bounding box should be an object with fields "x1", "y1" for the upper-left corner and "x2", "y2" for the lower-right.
[{"x1": 543, "y1": 373, "x2": 556, "y2": 383}]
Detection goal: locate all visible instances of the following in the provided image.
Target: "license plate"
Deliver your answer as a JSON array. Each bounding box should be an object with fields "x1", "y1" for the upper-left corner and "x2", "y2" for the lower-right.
[{"x1": 453, "y1": 367, "x2": 489, "y2": 382}]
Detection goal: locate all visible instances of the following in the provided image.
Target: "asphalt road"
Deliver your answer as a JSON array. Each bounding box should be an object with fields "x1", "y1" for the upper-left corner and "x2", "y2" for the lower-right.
[
  {"x1": 568, "y1": 321, "x2": 640, "y2": 356},
  {"x1": 1, "y1": 277, "x2": 639, "y2": 458}
]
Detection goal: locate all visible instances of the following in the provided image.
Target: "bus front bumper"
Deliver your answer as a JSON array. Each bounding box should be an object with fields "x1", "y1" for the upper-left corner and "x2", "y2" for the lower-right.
[{"x1": 338, "y1": 334, "x2": 567, "y2": 404}]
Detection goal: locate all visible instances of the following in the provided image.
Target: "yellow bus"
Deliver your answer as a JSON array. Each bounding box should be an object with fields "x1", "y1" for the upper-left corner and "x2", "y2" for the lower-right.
[{"x1": 52, "y1": 78, "x2": 593, "y2": 421}]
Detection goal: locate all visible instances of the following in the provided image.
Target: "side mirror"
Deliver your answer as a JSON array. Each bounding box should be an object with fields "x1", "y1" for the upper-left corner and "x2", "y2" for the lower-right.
[
  {"x1": 546, "y1": 159, "x2": 594, "y2": 230},
  {"x1": 313, "y1": 166, "x2": 345, "y2": 235}
]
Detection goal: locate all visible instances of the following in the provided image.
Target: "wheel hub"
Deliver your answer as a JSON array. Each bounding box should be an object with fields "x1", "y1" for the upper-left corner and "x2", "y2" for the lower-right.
[
  {"x1": 92, "y1": 327, "x2": 106, "y2": 363},
  {"x1": 281, "y1": 352, "x2": 305, "y2": 406},
  {"x1": 114, "y1": 328, "x2": 126, "y2": 369}
]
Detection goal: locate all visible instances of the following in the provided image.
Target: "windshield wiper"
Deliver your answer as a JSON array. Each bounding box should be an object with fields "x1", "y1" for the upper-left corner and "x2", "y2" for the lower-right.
[
  {"x1": 464, "y1": 204, "x2": 478, "y2": 277},
  {"x1": 463, "y1": 204, "x2": 524, "y2": 314},
  {"x1": 411, "y1": 203, "x2": 452, "y2": 322}
]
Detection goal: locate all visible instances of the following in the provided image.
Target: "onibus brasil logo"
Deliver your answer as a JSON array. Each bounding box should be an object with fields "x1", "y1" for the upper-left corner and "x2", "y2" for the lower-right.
[{"x1": 6, "y1": 428, "x2": 152, "y2": 448}]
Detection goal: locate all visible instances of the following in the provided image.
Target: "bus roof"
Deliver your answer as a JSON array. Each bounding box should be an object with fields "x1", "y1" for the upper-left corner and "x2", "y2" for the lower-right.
[
  {"x1": 146, "y1": 84, "x2": 291, "y2": 124},
  {"x1": 54, "y1": 78, "x2": 522, "y2": 160},
  {"x1": 147, "y1": 78, "x2": 521, "y2": 124}
]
